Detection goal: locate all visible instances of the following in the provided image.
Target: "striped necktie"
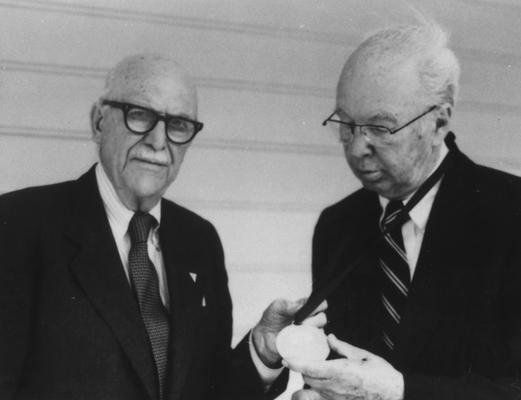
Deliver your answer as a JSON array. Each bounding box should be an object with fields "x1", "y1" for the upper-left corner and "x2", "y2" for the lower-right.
[
  {"x1": 379, "y1": 200, "x2": 410, "y2": 353},
  {"x1": 128, "y1": 212, "x2": 170, "y2": 400}
]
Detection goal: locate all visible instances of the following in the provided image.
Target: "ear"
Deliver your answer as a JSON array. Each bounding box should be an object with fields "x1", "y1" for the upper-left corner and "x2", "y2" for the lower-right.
[
  {"x1": 432, "y1": 103, "x2": 452, "y2": 145},
  {"x1": 90, "y1": 102, "x2": 103, "y2": 144}
]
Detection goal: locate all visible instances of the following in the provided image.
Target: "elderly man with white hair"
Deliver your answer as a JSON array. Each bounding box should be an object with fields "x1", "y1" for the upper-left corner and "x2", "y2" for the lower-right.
[
  {"x1": 281, "y1": 22, "x2": 521, "y2": 400},
  {"x1": 0, "y1": 54, "x2": 326, "y2": 400}
]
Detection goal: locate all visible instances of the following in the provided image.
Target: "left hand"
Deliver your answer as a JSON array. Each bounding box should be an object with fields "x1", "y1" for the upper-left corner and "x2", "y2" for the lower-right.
[
  {"x1": 252, "y1": 298, "x2": 327, "y2": 368},
  {"x1": 283, "y1": 334, "x2": 404, "y2": 400}
]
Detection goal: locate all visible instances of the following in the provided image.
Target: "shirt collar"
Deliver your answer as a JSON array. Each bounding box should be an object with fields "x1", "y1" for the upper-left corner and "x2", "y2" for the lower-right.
[
  {"x1": 95, "y1": 163, "x2": 162, "y2": 238},
  {"x1": 379, "y1": 142, "x2": 448, "y2": 231}
]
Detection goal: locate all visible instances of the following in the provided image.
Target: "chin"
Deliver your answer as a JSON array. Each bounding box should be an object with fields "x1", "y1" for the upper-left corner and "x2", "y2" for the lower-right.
[
  {"x1": 363, "y1": 181, "x2": 395, "y2": 199},
  {"x1": 128, "y1": 179, "x2": 166, "y2": 201}
]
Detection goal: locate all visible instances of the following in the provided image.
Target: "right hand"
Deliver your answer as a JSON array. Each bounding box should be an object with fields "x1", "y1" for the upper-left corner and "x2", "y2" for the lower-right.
[{"x1": 251, "y1": 298, "x2": 327, "y2": 368}]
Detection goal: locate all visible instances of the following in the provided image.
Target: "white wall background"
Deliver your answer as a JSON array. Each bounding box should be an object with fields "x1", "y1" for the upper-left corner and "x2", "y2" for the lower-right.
[{"x1": 1, "y1": 0, "x2": 521, "y2": 395}]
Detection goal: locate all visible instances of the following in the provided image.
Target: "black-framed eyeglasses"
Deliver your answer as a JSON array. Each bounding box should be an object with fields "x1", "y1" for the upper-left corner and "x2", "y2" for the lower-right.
[
  {"x1": 322, "y1": 105, "x2": 437, "y2": 146},
  {"x1": 102, "y1": 100, "x2": 204, "y2": 145}
]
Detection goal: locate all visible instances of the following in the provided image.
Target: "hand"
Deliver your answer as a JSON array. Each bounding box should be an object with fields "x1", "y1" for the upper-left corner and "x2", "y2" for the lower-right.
[
  {"x1": 283, "y1": 334, "x2": 404, "y2": 400},
  {"x1": 252, "y1": 298, "x2": 327, "y2": 367}
]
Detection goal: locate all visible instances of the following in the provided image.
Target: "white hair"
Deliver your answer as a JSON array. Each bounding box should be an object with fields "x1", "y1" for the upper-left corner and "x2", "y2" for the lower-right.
[{"x1": 342, "y1": 21, "x2": 460, "y2": 107}]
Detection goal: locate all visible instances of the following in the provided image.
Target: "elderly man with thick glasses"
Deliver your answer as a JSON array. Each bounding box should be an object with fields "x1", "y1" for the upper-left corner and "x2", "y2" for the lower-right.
[
  {"x1": 280, "y1": 22, "x2": 521, "y2": 400},
  {"x1": 0, "y1": 53, "x2": 327, "y2": 400}
]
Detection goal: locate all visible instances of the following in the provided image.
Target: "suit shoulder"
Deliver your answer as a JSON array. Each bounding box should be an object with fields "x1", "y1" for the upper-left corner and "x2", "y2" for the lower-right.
[
  {"x1": 473, "y1": 163, "x2": 521, "y2": 188},
  {"x1": 0, "y1": 180, "x2": 75, "y2": 217},
  {"x1": 161, "y1": 198, "x2": 217, "y2": 234},
  {"x1": 319, "y1": 188, "x2": 375, "y2": 224},
  {"x1": 470, "y1": 163, "x2": 521, "y2": 207}
]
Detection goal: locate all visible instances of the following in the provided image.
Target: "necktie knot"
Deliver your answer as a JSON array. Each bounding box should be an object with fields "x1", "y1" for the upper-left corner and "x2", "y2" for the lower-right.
[
  {"x1": 128, "y1": 212, "x2": 157, "y2": 244},
  {"x1": 382, "y1": 200, "x2": 409, "y2": 231}
]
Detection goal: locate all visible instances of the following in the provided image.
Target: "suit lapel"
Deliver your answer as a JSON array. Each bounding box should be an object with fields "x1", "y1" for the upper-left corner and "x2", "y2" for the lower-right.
[
  {"x1": 65, "y1": 168, "x2": 159, "y2": 400},
  {"x1": 160, "y1": 202, "x2": 202, "y2": 400},
  {"x1": 396, "y1": 149, "x2": 479, "y2": 367},
  {"x1": 329, "y1": 193, "x2": 384, "y2": 354}
]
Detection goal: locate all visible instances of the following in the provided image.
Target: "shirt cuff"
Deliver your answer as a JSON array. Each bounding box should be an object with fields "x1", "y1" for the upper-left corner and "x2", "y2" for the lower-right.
[{"x1": 248, "y1": 330, "x2": 284, "y2": 389}]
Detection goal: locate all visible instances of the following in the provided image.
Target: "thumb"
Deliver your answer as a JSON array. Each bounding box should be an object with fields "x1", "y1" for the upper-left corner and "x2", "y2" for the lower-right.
[
  {"x1": 328, "y1": 334, "x2": 368, "y2": 361},
  {"x1": 280, "y1": 297, "x2": 308, "y2": 318}
]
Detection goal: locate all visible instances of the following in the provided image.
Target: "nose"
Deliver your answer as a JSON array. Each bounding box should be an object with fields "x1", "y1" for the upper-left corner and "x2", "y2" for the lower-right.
[
  {"x1": 143, "y1": 120, "x2": 168, "y2": 150},
  {"x1": 344, "y1": 128, "x2": 373, "y2": 159}
]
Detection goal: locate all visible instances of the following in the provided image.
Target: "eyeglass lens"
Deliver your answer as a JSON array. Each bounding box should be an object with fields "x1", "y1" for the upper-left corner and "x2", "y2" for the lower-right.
[
  {"x1": 126, "y1": 107, "x2": 196, "y2": 142},
  {"x1": 337, "y1": 124, "x2": 391, "y2": 144}
]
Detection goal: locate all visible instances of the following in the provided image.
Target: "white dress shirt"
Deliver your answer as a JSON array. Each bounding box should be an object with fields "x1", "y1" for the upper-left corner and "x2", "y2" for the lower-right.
[
  {"x1": 95, "y1": 164, "x2": 170, "y2": 309},
  {"x1": 379, "y1": 143, "x2": 449, "y2": 277},
  {"x1": 96, "y1": 163, "x2": 273, "y2": 383}
]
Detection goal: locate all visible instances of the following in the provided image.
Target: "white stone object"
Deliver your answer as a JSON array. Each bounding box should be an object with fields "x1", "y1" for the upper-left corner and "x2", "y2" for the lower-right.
[{"x1": 276, "y1": 324, "x2": 329, "y2": 362}]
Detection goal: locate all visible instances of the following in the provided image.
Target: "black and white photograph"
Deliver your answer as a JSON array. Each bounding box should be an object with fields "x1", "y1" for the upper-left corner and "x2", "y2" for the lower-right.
[{"x1": 1, "y1": 0, "x2": 521, "y2": 399}]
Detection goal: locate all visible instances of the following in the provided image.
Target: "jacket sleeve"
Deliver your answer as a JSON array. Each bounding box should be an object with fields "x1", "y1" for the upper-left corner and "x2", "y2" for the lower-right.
[{"x1": 0, "y1": 195, "x2": 39, "y2": 399}]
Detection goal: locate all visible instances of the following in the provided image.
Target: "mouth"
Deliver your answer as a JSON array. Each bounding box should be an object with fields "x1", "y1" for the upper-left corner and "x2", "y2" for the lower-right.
[
  {"x1": 132, "y1": 157, "x2": 169, "y2": 168},
  {"x1": 356, "y1": 169, "x2": 382, "y2": 181}
]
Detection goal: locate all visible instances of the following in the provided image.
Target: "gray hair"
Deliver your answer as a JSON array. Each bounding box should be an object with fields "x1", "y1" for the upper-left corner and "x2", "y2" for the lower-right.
[{"x1": 342, "y1": 22, "x2": 460, "y2": 107}]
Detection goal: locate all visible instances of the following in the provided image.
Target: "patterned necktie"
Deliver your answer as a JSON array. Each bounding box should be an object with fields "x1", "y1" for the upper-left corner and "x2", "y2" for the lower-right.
[
  {"x1": 128, "y1": 212, "x2": 169, "y2": 400},
  {"x1": 379, "y1": 200, "x2": 410, "y2": 352}
]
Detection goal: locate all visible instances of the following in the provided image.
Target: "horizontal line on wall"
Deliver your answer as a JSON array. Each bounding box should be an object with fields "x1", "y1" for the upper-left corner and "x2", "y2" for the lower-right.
[
  {"x1": 174, "y1": 197, "x2": 327, "y2": 214},
  {"x1": 0, "y1": 124, "x2": 341, "y2": 157},
  {"x1": 0, "y1": 0, "x2": 520, "y2": 67},
  {"x1": 5, "y1": 59, "x2": 521, "y2": 113},
  {"x1": 0, "y1": 125, "x2": 90, "y2": 141},
  {"x1": 0, "y1": 0, "x2": 358, "y2": 45},
  {"x1": 458, "y1": 100, "x2": 521, "y2": 117},
  {"x1": 0, "y1": 59, "x2": 331, "y2": 98},
  {"x1": 197, "y1": 76, "x2": 329, "y2": 98},
  {"x1": 228, "y1": 264, "x2": 309, "y2": 274}
]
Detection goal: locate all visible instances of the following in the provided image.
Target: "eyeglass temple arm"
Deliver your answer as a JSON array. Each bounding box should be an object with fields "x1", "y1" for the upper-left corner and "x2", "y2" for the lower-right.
[
  {"x1": 390, "y1": 105, "x2": 438, "y2": 135},
  {"x1": 322, "y1": 111, "x2": 338, "y2": 126}
]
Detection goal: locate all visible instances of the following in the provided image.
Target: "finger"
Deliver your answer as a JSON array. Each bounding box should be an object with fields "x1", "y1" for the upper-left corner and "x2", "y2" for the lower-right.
[
  {"x1": 283, "y1": 357, "x2": 336, "y2": 378},
  {"x1": 276, "y1": 297, "x2": 308, "y2": 318},
  {"x1": 301, "y1": 312, "x2": 327, "y2": 328},
  {"x1": 291, "y1": 389, "x2": 325, "y2": 400},
  {"x1": 311, "y1": 300, "x2": 328, "y2": 315},
  {"x1": 327, "y1": 334, "x2": 369, "y2": 361},
  {"x1": 265, "y1": 298, "x2": 302, "y2": 318}
]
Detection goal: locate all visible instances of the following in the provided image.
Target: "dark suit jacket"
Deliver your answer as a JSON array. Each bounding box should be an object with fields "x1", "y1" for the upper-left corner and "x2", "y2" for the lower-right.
[
  {"x1": 312, "y1": 136, "x2": 521, "y2": 399},
  {"x1": 0, "y1": 166, "x2": 274, "y2": 400}
]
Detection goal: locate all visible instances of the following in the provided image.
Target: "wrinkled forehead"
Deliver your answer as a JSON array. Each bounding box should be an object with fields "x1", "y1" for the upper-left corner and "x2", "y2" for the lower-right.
[{"x1": 104, "y1": 55, "x2": 198, "y2": 115}]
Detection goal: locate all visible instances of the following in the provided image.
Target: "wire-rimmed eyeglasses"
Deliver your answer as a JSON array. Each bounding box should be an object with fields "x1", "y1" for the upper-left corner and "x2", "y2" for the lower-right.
[
  {"x1": 322, "y1": 105, "x2": 438, "y2": 145},
  {"x1": 102, "y1": 100, "x2": 204, "y2": 145}
]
